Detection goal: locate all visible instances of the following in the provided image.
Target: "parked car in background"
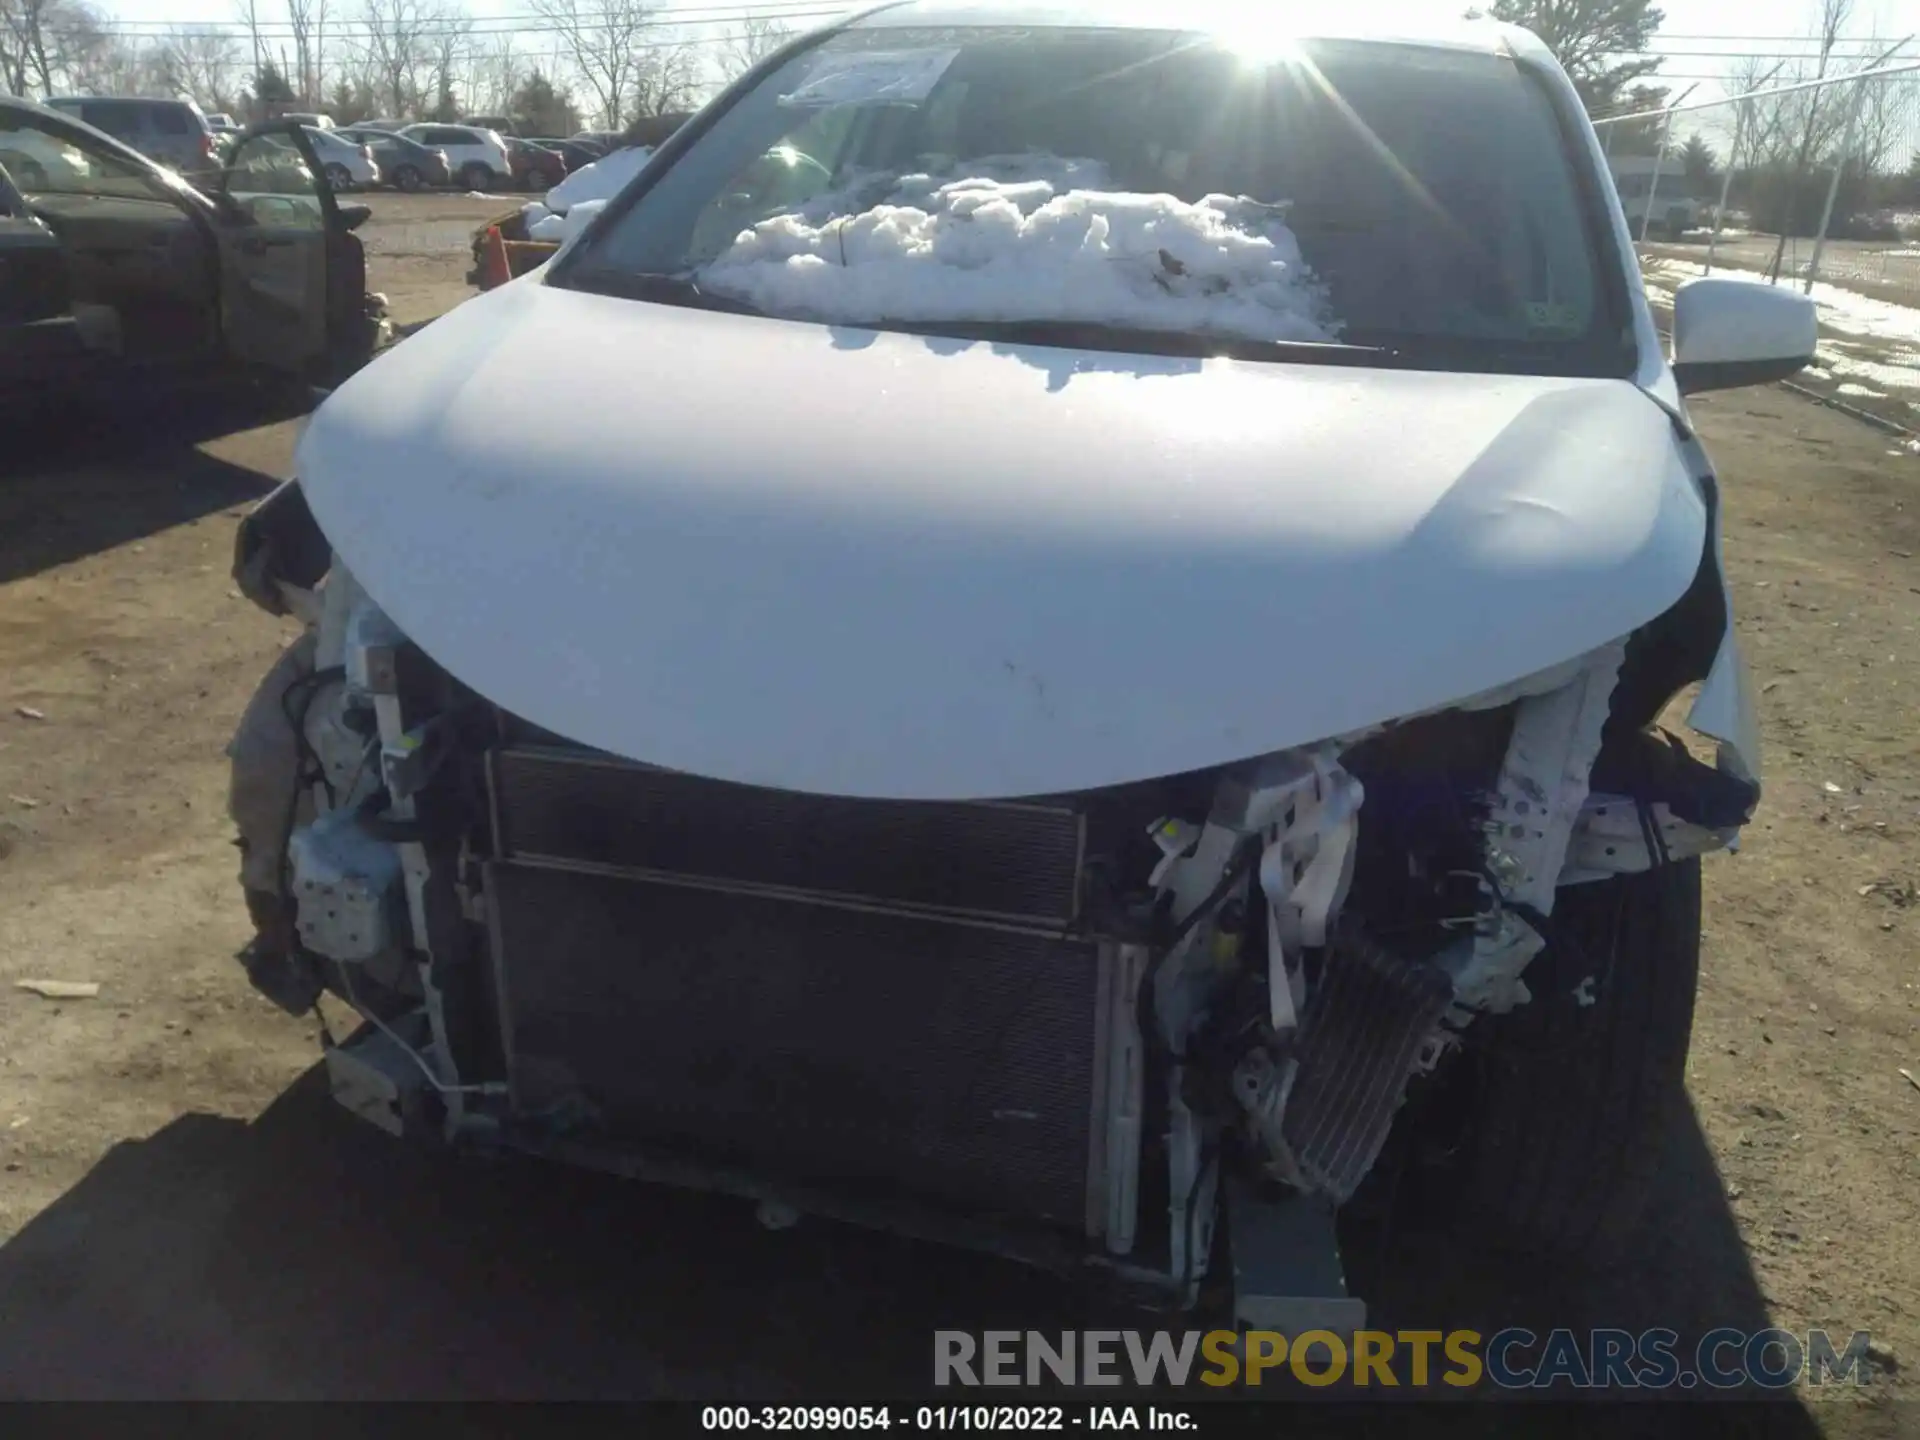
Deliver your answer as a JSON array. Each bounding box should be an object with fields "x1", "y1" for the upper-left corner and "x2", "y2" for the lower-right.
[
  {"x1": 568, "y1": 129, "x2": 620, "y2": 151},
  {"x1": 1610, "y1": 156, "x2": 1697, "y2": 239},
  {"x1": 0, "y1": 122, "x2": 94, "y2": 189},
  {"x1": 206, "y1": 112, "x2": 239, "y2": 131},
  {"x1": 525, "y1": 136, "x2": 602, "y2": 173},
  {"x1": 41, "y1": 95, "x2": 220, "y2": 183},
  {"x1": 337, "y1": 126, "x2": 450, "y2": 191},
  {"x1": 304, "y1": 125, "x2": 380, "y2": 189},
  {"x1": 618, "y1": 111, "x2": 692, "y2": 148},
  {"x1": 505, "y1": 136, "x2": 566, "y2": 191},
  {"x1": 0, "y1": 100, "x2": 381, "y2": 401},
  {"x1": 282, "y1": 111, "x2": 335, "y2": 129},
  {"x1": 401, "y1": 122, "x2": 510, "y2": 190}
]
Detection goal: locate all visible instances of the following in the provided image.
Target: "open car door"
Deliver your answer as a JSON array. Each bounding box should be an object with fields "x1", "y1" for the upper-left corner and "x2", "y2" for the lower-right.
[{"x1": 215, "y1": 122, "x2": 341, "y2": 374}]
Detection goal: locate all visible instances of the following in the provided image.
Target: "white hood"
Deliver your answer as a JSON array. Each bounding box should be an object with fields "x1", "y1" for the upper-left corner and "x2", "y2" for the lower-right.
[{"x1": 295, "y1": 281, "x2": 1706, "y2": 799}]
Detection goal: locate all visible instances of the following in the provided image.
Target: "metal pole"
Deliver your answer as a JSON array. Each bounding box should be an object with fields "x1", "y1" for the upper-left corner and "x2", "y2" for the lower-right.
[
  {"x1": 1640, "y1": 108, "x2": 1677, "y2": 243},
  {"x1": 1637, "y1": 83, "x2": 1696, "y2": 245},
  {"x1": 1804, "y1": 40, "x2": 1907, "y2": 292},
  {"x1": 1704, "y1": 102, "x2": 1744, "y2": 276},
  {"x1": 1706, "y1": 62, "x2": 1786, "y2": 278},
  {"x1": 1804, "y1": 89, "x2": 1860, "y2": 293}
]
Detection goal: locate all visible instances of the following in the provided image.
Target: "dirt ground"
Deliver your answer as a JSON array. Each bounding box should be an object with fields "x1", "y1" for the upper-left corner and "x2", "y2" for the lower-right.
[{"x1": 0, "y1": 201, "x2": 1918, "y2": 1423}]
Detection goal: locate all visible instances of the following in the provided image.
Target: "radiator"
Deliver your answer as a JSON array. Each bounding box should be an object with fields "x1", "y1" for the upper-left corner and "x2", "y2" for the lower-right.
[{"x1": 482, "y1": 746, "x2": 1141, "y2": 1240}]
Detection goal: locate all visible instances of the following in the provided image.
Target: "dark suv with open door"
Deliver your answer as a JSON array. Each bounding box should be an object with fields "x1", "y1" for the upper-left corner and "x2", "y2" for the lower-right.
[{"x1": 0, "y1": 99, "x2": 385, "y2": 402}]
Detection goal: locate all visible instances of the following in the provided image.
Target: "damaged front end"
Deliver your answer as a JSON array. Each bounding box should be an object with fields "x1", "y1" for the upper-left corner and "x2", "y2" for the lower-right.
[{"x1": 227, "y1": 480, "x2": 1756, "y2": 1319}]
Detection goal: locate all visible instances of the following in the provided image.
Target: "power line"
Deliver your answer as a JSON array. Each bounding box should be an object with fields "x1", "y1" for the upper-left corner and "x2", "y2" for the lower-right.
[
  {"x1": 88, "y1": 0, "x2": 844, "y2": 34},
  {"x1": 92, "y1": 20, "x2": 846, "y2": 47},
  {"x1": 1634, "y1": 49, "x2": 1919, "y2": 59},
  {"x1": 1646, "y1": 32, "x2": 1916, "y2": 41},
  {"x1": 102, "y1": 0, "x2": 835, "y2": 20}
]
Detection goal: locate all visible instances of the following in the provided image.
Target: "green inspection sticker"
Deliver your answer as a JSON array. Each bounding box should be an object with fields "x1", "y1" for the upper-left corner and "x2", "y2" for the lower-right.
[{"x1": 1525, "y1": 301, "x2": 1582, "y2": 335}]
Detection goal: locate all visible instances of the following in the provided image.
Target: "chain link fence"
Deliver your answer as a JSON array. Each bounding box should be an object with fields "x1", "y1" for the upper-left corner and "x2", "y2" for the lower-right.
[
  {"x1": 1596, "y1": 60, "x2": 1920, "y2": 431},
  {"x1": 1594, "y1": 59, "x2": 1920, "y2": 299}
]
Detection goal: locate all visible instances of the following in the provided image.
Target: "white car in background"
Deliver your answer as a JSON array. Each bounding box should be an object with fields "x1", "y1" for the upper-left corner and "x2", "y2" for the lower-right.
[
  {"x1": 0, "y1": 123, "x2": 93, "y2": 188},
  {"x1": 304, "y1": 125, "x2": 379, "y2": 190},
  {"x1": 400, "y1": 122, "x2": 510, "y2": 190}
]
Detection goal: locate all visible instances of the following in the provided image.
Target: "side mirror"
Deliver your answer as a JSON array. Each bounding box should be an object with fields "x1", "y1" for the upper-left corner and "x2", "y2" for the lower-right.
[
  {"x1": 336, "y1": 202, "x2": 372, "y2": 232},
  {"x1": 1670, "y1": 277, "x2": 1818, "y2": 395}
]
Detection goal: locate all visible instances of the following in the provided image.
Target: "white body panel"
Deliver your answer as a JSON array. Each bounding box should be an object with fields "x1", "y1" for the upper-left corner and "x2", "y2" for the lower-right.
[
  {"x1": 1672, "y1": 276, "x2": 1820, "y2": 370},
  {"x1": 296, "y1": 282, "x2": 1712, "y2": 799}
]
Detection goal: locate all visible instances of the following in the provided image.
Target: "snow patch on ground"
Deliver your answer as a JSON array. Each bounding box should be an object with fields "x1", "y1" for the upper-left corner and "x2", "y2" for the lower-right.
[
  {"x1": 1644, "y1": 257, "x2": 1920, "y2": 395},
  {"x1": 697, "y1": 158, "x2": 1335, "y2": 343}
]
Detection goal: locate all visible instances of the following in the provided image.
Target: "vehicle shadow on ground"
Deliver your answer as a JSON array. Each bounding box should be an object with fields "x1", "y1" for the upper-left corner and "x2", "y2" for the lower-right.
[
  {"x1": 0, "y1": 387, "x2": 304, "y2": 587},
  {"x1": 0, "y1": 1066, "x2": 1828, "y2": 1429}
]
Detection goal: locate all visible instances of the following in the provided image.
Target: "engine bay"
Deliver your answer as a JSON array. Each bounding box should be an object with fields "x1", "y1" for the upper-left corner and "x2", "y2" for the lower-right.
[{"x1": 227, "y1": 488, "x2": 1760, "y2": 1317}]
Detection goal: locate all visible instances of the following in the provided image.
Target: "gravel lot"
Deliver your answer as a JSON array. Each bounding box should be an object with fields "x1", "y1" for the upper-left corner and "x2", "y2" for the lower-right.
[{"x1": 0, "y1": 197, "x2": 1916, "y2": 1427}]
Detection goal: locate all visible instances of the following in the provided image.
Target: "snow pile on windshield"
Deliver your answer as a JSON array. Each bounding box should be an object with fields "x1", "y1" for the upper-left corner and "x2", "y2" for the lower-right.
[
  {"x1": 696, "y1": 156, "x2": 1337, "y2": 343},
  {"x1": 518, "y1": 144, "x2": 653, "y2": 240}
]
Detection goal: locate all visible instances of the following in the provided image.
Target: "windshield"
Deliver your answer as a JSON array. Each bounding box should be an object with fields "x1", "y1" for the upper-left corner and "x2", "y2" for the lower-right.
[{"x1": 559, "y1": 27, "x2": 1630, "y2": 374}]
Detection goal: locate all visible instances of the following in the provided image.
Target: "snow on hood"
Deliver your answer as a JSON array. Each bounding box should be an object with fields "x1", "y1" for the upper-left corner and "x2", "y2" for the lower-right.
[
  {"x1": 295, "y1": 282, "x2": 1708, "y2": 799},
  {"x1": 697, "y1": 156, "x2": 1336, "y2": 343}
]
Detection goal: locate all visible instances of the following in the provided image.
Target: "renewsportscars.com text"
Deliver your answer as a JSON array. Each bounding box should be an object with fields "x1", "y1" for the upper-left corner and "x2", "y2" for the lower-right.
[{"x1": 933, "y1": 1328, "x2": 1883, "y2": 1391}]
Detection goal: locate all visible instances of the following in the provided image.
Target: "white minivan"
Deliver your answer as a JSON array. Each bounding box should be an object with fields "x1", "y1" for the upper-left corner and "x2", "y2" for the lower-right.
[{"x1": 230, "y1": 5, "x2": 1818, "y2": 1324}]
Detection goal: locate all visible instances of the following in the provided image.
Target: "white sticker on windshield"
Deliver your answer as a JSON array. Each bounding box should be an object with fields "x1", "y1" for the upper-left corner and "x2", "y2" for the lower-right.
[{"x1": 778, "y1": 47, "x2": 960, "y2": 107}]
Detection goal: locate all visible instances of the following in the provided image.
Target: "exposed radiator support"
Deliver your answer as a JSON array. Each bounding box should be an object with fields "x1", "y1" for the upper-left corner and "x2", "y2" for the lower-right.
[{"x1": 480, "y1": 744, "x2": 1141, "y2": 1244}]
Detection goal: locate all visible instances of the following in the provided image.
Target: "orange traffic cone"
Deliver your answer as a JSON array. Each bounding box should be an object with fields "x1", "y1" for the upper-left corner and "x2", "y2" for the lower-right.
[{"x1": 481, "y1": 224, "x2": 512, "y2": 289}]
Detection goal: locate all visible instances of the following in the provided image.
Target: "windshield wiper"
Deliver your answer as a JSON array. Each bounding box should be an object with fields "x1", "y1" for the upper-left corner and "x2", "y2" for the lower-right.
[
  {"x1": 869, "y1": 317, "x2": 1393, "y2": 364},
  {"x1": 562, "y1": 268, "x2": 765, "y2": 317}
]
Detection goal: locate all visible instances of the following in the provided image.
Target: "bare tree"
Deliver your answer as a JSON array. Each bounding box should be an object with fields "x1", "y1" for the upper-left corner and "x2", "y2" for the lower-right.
[
  {"x1": 1728, "y1": 0, "x2": 1879, "y2": 265},
  {"x1": 425, "y1": 10, "x2": 470, "y2": 118},
  {"x1": 467, "y1": 32, "x2": 523, "y2": 117},
  {"x1": 628, "y1": 36, "x2": 697, "y2": 118},
  {"x1": 0, "y1": 0, "x2": 35, "y2": 92},
  {"x1": 530, "y1": 0, "x2": 685, "y2": 128},
  {"x1": 1850, "y1": 71, "x2": 1920, "y2": 177},
  {"x1": 2, "y1": 0, "x2": 112, "y2": 96},
  {"x1": 356, "y1": 0, "x2": 442, "y2": 118},
  {"x1": 235, "y1": 0, "x2": 265, "y2": 86},
  {"x1": 158, "y1": 24, "x2": 244, "y2": 111},
  {"x1": 68, "y1": 22, "x2": 169, "y2": 96},
  {"x1": 714, "y1": 14, "x2": 790, "y2": 81},
  {"x1": 285, "y1": 0, "x2": 329, "y2": 103}
]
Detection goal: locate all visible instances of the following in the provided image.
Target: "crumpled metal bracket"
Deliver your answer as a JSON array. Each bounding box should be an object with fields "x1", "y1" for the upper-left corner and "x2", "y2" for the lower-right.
[{"x1": 1445, "y1": 641, "x2": 1626, "y2": 1015}]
